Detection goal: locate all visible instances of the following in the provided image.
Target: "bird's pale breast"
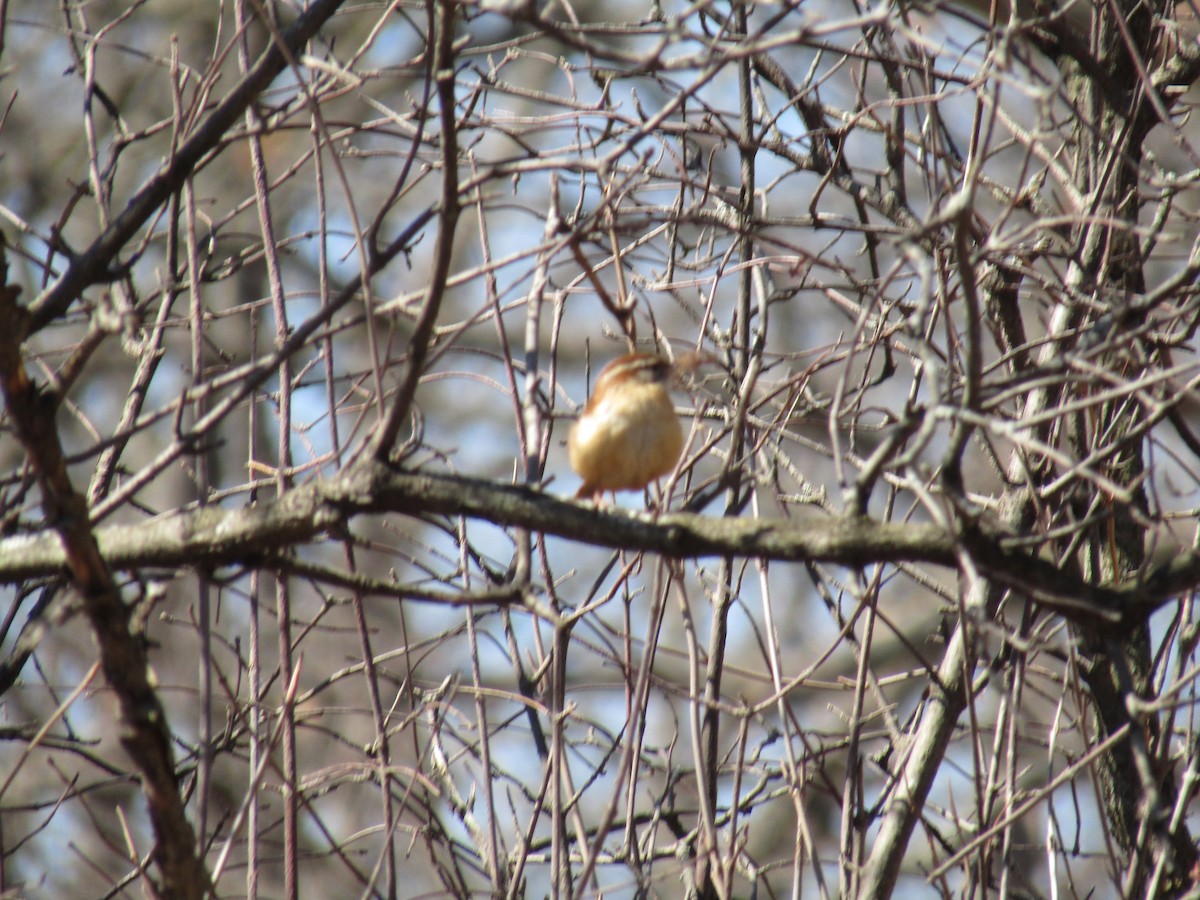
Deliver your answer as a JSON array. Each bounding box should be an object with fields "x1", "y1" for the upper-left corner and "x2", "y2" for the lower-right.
[{"x1": 568, "y1": 381, "x2": 682, "y2": 492}]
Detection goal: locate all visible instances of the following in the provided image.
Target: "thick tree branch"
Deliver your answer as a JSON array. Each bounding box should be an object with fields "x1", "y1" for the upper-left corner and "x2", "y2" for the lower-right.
[{"x1": 0, "y1": 460, "x2": 1186, "y2": 627}]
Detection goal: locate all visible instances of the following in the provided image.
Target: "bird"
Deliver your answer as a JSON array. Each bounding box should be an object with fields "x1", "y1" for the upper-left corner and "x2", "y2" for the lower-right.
[{"x1": 568, "y1": 351, "x2": 690, "y2": 502}]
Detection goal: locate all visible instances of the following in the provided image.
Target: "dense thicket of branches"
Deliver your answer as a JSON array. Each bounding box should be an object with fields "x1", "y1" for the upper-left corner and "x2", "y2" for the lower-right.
[{"x1": 2, "y1": 0, "x2": 1200, "y2": 897}]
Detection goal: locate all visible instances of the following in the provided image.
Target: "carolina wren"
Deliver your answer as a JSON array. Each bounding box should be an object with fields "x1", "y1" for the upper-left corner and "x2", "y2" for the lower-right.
[{"x1": 568, "y1": 352, "x2": 687, "y2": 501}]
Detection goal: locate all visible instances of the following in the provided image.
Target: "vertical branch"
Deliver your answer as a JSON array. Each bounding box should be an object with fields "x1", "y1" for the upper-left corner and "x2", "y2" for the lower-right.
[
  {"x1": 185, "y1": 148, "x2": 215, "y2": 880},
  {"x1": 168, "y1": 24, "x2": 220, "y2": 869},
  {"x1": 235, "y1": 2, "x2": 299, "y2": 894},
  {"x1": 696, "y1": 4, "x2": 758, "y2": 896},
  {"x1": 247, "y1": 565, "x2": 263, "y2": 900},
  {"x1": 549, "y1": 619, "x2": 572, "y2": 897},
  {"x1": 837, "y1": 578, "x2": 876, "y2": 899},
  {"x1": 1059, "y1": 1, "x2": 1196, "y2": 891}
]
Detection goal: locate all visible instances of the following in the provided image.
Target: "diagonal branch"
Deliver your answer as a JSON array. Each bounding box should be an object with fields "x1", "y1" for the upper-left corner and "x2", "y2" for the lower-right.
[
  {"x1": 0, "y1": 260, "x2": 210, "y2": 898},
  {"x1": 27, "y1": 0, "x2": 349, "y2": 334}
]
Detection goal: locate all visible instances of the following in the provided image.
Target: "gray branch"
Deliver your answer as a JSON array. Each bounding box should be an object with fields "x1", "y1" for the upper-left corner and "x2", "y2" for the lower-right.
[{"x1": 5, "y1": 461, "x2": 1192, "y2": 627}]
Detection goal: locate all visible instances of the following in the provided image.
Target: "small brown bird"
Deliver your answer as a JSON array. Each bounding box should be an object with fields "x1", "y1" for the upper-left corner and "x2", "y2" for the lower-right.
[{"x1": 568, "y1": 351, "x2": 688, "y2": 502}]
